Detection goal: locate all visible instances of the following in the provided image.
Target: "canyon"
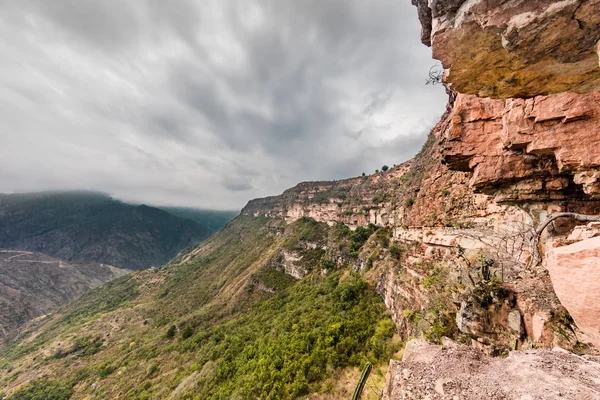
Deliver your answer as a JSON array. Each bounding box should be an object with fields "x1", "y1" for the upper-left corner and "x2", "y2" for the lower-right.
[{"x1": 1, "y1": 1, "x2": 600, "y2": 398}]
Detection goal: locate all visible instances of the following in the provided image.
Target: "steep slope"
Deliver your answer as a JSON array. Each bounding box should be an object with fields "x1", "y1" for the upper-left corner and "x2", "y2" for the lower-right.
[
  {"x1": 0, "y1": 250, "x2": 130, "y2": 338},
  {"x1": 1, "y1": 1, "x2": 600, "y2": 398},
  {"x1": 241, "y1": 93, "x2": 600, "y2": 355},
  {"x1": 0, "y1": 191, "x2": 225, "y2": 270},
  {"x1": 0, "y1": 216, "x2": 400, "y2": 399}
]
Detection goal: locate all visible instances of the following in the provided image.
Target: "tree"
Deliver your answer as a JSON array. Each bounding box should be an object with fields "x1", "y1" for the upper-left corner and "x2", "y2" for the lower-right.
[
  {"x1": 381, "y1": 165, "x2": 389, "y2": 172},
  {"x1": 426, "y1": 64, "x2": 443, "y2": 85},
  {"x1": 533, "y1": 212, "x2": 600, "y2": 262}
]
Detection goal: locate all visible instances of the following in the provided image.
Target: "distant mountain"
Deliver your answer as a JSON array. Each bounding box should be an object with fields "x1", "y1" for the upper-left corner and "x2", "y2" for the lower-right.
[
  {"x1": 159, "y1": 207, "x2": 238, "y2": 234},
  {"x1": 0, "y1": 249, "x2": 130, "y2": 337},
  {"x1": 0, "y1": 191, "x2": 236, "y2": 270}
]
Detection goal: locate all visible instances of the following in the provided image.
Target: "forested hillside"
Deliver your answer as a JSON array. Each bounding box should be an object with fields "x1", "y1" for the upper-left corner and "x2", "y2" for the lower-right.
[{"x1": 0, "y1": 216, "x2": 400, "y2": 399}]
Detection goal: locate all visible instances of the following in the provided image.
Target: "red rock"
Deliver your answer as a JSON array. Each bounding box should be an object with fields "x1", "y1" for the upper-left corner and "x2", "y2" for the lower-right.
[
  {"x1": 546, "y1": 236, "x2": 600, "y2": 347},
  {"x1": 444, "y1": 92, "x2": 600, "y2": 200}
]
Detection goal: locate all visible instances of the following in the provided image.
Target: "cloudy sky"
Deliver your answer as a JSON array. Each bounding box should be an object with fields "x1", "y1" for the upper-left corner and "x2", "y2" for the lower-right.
[{"x1": 0, "y1": 0, "x2": 447, "y2": 210}]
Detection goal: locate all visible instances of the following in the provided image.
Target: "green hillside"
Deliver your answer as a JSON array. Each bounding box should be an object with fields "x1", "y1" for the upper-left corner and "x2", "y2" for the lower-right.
[{"x1": 0, "y1": 216, "x2": 400, "y2": 399}]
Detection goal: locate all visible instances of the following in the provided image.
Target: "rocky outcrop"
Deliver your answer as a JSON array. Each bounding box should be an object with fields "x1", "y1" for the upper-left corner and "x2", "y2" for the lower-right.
[
  {"x1": 546, "y1": 233, "x2": 600, "y2": 347},
  {"x1": 412, "y1": 0, "x2": 600, "y2": 97},
  {"x1": 242, "y1": 163, "x2": 411, "y2": 228},
  {"x1": 407, "y1": 0, "x2": 600, "y2": 356},
  {"x1": 242, "y1": 107, "x2": 589, "y2": 353},
  {"x1": 278, "y1": 250, "x2": 308, "y2": 279},
  {"x1": 383, "y1": 339, "x2": 600, "y2": 399},
  {"x1": 444, "y1": 92, "x2": 600, "y2": 201}
]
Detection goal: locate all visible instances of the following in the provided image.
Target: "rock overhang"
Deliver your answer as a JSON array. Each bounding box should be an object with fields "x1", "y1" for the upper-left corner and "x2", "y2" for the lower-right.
[{"x1": 412, "y1": 0, "x2": 600, "y2": 98}]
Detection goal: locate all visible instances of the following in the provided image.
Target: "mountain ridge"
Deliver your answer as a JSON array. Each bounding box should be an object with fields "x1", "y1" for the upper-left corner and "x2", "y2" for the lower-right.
[{"x1": 0, "y1": 191, "x2": 236, "y2": 270}]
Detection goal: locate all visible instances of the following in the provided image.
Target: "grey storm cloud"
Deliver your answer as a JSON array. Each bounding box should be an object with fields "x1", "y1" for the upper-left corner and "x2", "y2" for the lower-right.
[{"x1": 0, "y1": 0, "x2": 447, "y2": 209}]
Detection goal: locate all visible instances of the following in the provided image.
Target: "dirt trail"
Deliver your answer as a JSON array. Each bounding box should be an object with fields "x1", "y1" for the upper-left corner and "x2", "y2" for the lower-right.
[{"x1": 383, "y1": 340, "x2": 600, "y2": 399}]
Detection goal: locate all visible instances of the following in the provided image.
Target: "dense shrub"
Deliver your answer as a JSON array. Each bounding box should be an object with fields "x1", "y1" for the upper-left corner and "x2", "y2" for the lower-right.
[
  {"x1": 348, "y1": 225, "x2": 376, "y2": 257},
  {"x1": 181, "y1": 326, "x2": 194, "y2": 340},
  {"x1": 180, "y1": 272, "x2": 399, "y2": 399},
  {"x1": 164, "y1": 325, "x2": 177, "y2": 339},
  {"x1": 389, "y1": 245, "x2": 403, "y2": 259}
]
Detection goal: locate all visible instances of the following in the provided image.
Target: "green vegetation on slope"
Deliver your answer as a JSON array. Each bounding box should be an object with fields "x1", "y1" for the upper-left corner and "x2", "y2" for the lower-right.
[
  {"x1": 8, "y1": 379, "x2": 74, "y2": 400},
  {"x1": 162, "y1": 272, "x2": 396, "y2": 399},
  {"x1": 1, "y1": 216, "x2": 399, "y2": 399}
]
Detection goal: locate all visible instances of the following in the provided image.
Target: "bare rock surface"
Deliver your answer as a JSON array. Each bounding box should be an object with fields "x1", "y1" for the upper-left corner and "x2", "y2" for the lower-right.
[
  {"x1": 383, "y1": 340, "x2": 600, "y2": 399},
  {"x1": 546, "y1": 236, "x2": 600, "y2": 348},
  {"x1": 242, "y1": 163, "x2": 412, "y2": 227},
  {"x1": 444, "y1": 92, "x2": 600, "y2": 200},
  {"x1": 411, "y1": 0, "x2": 600, "y2": 97}
]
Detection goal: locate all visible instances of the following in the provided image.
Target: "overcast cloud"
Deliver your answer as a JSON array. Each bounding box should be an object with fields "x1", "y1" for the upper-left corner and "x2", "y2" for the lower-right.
[{"x1": 0, "y1": 0, "x2": 447, "y2": 209}]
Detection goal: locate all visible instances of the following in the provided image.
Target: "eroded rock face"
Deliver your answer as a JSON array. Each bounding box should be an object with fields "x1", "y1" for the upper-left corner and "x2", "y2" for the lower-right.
[
  {"x1": 546, "y1": 235, "x2": 600, "y2": 347},
  {"x1": 383, "y1": 339, "x2": 600, "y2": 399},
  {"x1": 444, "y1": 92, "x2": 600, "y2": 200},
  {"x1": 242, "y1": 164, "x2": 411, "y2": 227},
  {"x1": 242, "y1": 106, "x2": 585, "y2": 353},
  {"x1": 411, "y1": 0, "x2": 600, "y2": 97}
]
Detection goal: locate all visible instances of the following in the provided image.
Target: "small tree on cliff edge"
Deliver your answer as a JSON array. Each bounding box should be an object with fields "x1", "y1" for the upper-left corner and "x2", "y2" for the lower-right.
[
  {"x1": 381, "y1": 165, "x2": 389, "y2": 172},
  {"x1": 426, "y1": 64, "x2": 443, "y2": 85}
]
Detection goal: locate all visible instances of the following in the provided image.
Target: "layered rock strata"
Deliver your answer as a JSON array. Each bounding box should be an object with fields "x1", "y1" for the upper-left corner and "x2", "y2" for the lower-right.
[
  {"x1": 243, "y1": 109, "x2": 577, "y2": 353},
  {"x1": 444, "y1": 92, "x2": 600, "y2": 201},
  {"x1": 408, "y1": 0, "x2": 600, "y2": 354}
]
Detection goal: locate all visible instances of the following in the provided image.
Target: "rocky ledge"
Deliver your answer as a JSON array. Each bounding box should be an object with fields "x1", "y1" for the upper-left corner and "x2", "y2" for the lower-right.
[{"x1": 383, "y1": 339, "x2": 600, "y2": 399}]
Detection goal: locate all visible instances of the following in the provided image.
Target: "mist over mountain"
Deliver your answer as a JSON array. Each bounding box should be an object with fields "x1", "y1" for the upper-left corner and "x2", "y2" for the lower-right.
[{"x1": 0, "y1": 191, "x2": 236, "y2": 270}]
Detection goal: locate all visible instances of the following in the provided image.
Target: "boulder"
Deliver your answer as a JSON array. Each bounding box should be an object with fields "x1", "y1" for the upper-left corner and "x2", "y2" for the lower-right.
[{"x1": 546, "y1": 236, "x2": 600, "y2": 347}]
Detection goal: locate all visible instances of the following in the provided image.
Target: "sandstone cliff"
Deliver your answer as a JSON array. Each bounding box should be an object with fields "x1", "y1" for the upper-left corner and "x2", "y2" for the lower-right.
[
  {"x1": 240, "y1": 0, "x2": 600, "y2": 362},
  {"x1": 241, "y1": 99, "x2": 593, "y2": 354},
  {"x1": 411, "y1": 0, "x2": 600, "y2": 97}
]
